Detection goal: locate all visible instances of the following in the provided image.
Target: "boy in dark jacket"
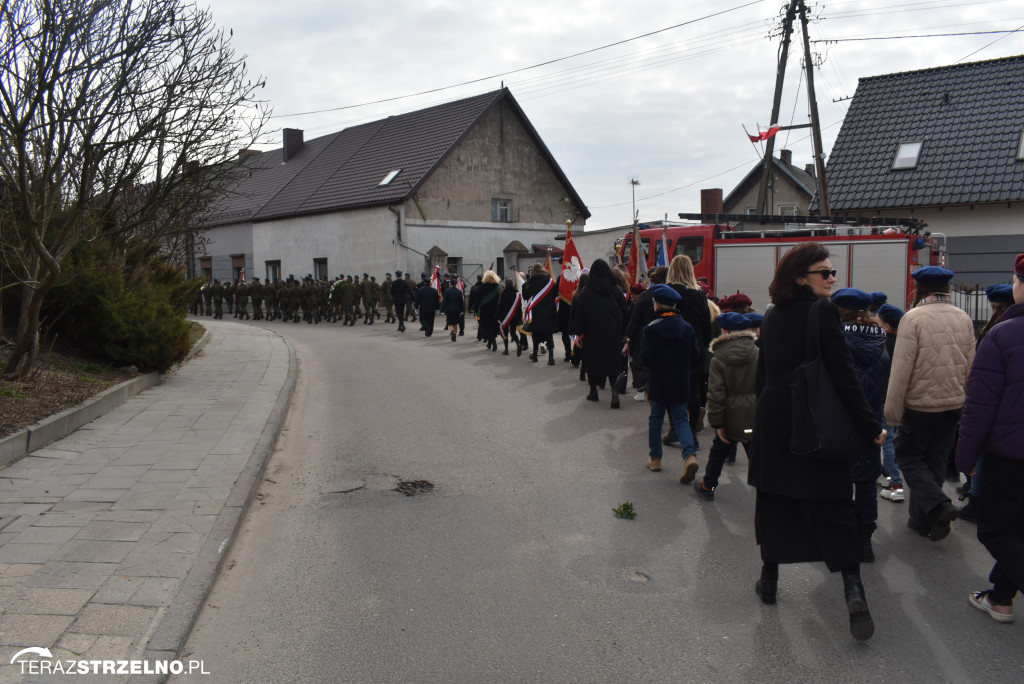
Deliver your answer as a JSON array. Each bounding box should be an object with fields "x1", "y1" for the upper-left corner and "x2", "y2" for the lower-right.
[
  {"x1": 693, "y1": 312, "x2": 759, "y2": 501},
  {"x1": 639, "y1": 285, "x2": 703, "y2": 482}
]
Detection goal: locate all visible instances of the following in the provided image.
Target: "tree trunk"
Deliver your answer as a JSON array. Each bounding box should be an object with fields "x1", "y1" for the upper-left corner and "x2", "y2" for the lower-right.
[{"x1": 3, "y1": 272, "x2": 57, "y2": 381}]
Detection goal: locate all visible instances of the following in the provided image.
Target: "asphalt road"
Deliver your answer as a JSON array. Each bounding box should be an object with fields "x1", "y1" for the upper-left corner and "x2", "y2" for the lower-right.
[{"x1": 172, "y1": 317, "x2": 1022, "y2": 684}]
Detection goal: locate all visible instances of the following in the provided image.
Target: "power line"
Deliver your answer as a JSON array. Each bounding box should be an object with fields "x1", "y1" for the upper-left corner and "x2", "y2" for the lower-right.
[
  {"x1": 813, "y1": 29, "x2": 1024, "y2": 43},
  {"x1": 957, "y1": 22, "x2": 1024, "y2": 62},
  {"x1": 269, "y1": 1, "x2": 764, "y2": 119}
]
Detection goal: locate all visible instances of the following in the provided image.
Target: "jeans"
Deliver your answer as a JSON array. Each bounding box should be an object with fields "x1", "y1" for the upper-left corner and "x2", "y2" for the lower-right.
[
  {"x1": 895, "y1": 408, "x2": 961, "y2": 527},
  {"x1": 649, "y1": 401, "x2": 694, "y2": 460},
  {"x1": 703, "y1": 435, "x2": 749, "y2": 489},
  {"x1": 881, "y1": 419, "x2": 902, "y2": 486},
  {"x1": 977, "y1": 452, "x2": 1024, "y2": 604}
]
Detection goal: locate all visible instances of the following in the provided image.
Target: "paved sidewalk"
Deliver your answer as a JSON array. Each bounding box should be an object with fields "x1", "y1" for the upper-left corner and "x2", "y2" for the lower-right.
[{"x1": 0, "y1": 321, "x2": 296, "y2": 683}]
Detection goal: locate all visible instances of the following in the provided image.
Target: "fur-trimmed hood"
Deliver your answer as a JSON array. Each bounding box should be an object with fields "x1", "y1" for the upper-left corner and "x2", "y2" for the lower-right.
[{"x1": 710, "y1": 329, "x2": 758, "y2": 356}]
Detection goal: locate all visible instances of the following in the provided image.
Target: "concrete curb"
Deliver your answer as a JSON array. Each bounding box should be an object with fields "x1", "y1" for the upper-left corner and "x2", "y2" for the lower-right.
[
  {"x1": 137, "y1": 334, "x2": 298, "y2": 682},
  {"x1": 0, "y1": 327, "x2": 212, "y2": 470}
]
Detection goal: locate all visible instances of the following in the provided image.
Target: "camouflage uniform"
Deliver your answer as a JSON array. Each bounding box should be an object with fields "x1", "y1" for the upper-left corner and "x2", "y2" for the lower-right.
[
  {"x1": 235, "y1": 281, "x2": 249, "y2": 319},
  {"x1": 250, "y1": 278, "x2": 264, "y2": 320},
  {"x1": 210, "y1": 280, "x2": 225, "y2": 319},
  {"x1": 380, "y1": 274, "x2": 395, "y2": 322}
]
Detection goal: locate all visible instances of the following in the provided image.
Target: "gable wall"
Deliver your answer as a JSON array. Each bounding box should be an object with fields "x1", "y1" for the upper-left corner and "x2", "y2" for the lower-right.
[
  {"x1": 410, "y1": 101, "x2": 583, "y2": 226},
  {"x1": 724, "y1": 170, "x2": 812, "y2": 215}
]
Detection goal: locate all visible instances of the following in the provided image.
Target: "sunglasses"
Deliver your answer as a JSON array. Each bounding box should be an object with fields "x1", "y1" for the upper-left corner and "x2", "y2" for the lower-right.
[{"x1": 806, "y1": 269, "x2": 837, "y2": 278}]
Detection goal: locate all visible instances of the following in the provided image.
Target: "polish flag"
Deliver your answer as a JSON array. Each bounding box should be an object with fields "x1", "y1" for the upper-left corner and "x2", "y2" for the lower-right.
[{"x1": 745, "y1": 123, "x2": 781, "y2": 142}]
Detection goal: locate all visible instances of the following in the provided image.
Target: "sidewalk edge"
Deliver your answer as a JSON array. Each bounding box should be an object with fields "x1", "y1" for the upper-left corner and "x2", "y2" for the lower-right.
[{"x1": 140, "y1": 334, "x2": 298, "y2": 678}]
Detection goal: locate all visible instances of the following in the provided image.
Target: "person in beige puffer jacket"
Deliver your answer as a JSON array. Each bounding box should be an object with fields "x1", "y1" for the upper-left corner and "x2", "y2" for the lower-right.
[{"x1": 884, "y1": 266, "x2": 976, "y2": 542}]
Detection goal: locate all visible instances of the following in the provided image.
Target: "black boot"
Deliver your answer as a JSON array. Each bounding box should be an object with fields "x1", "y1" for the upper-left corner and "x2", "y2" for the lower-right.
[
  {"x1": 755, "y1": 564, "x2": 777, "y2": 605},
  {"x1": 610, "y1": 389, "x2": 620, "y2": 409},
  {"x1": 958, "y1": 496, "x2": 979, "y2": 524},
  {"x1": 586, "y1": 384, "x2": 599, "y2": 402},
  {"x1": 843, "y1": 570, "x2": 874, "y2": 641},
  {"x1": 502, "y1": 339, "x2": 509, "y2": 355},
  {"x1": 529, "y1": 352, "x2": 538, "y2": 363},
  {"x1": 547, "y1": 353, "x2": 555, "y2": 366},
  {"x1": 861, "y1": 532, "x2": 875, "y2": 563}
]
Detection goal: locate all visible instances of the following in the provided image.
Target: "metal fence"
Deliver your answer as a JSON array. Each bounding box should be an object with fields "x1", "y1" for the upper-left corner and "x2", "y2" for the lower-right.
[{"x1": 951, "y1": 287, "x2": 992, "y2": 325}]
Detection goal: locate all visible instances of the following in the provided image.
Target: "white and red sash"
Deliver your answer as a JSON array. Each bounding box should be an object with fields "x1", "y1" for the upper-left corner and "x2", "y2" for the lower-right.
[
  {"x1": 524, "y1": 278, "x2": 553, "y2": 322},
  {"x1": 500, "y1": 291, "x2": 522, "y2": 334}
]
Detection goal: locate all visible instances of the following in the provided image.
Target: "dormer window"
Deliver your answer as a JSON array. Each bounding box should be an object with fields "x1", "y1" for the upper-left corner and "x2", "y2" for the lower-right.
[
  {"x1": 378, "y1": 169, "x2": 402, "y2": 186},
  {"x1": 892, "y1": 142, "x2": 922, "y2": 169}
]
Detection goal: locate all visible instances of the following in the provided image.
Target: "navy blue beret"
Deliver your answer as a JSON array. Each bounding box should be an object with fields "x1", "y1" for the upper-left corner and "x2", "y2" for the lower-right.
[
  {"x1": 744, "y1": 312, "x2": 764, "y2": 328},
  {"x1": 912, "y1": 266, "x2": 954, "y2": 285},
  {"x1": 869, "y1": 292, "x2": 887, "y2": 306},
  {"x1": 986, "y1": 283, "x2": 1014, "y2": 304},
  {"x1": 876, "y1": 303, "x2": 904, "y2": 328},
  {"x1": 717, "y1": 312, "x2": 750, "y2": 331},
  {"x1": 831, "y1": 287, "x2": 872, "y2": 310},
  {"x1": 649, "y1": 284, "x2": 681, "y2": 304}
]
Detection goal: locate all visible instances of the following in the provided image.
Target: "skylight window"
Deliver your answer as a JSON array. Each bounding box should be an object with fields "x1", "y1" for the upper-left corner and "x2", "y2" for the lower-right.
[
  {"x1": 378, "y1": 169, "x2": 402, "y2": 186},
  {"x1": 892, "y1": 142, "x2": 923, "y2": 170},
  {"x1": 1017, "y1": 131, "x2": 1024, "y2": 161}
]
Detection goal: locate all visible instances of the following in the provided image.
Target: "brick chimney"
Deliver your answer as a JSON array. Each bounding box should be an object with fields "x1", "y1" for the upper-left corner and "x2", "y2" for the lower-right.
[
  {"x1": 282, "y1": 128, "x2": 304, "y2": 162},
  {"x1": 779, "y1": 149, "x2": 792, "y2": 166},
  {"x1": 700, "y1": 188, "x2": 724, "y2": 214},
  {"x1": 804, "y1": 164, "x2": 815, "y2": 177}
]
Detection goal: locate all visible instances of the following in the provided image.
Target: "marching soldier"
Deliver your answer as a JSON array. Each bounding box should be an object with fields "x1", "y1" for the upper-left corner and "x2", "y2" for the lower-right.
[
  {"x1": 250, "y1": 277, "x2": 264, "y2": 320},
  {"x1": 404, "y1": 273, "x2": 418, "y2": 323},
  {"x1": 235, "y1": 279, "x2": 249, "y2": 320},
  {"x1": 381, "y1": 273, "x2": 395, "y2": 323},
  {"x1": 210, "y1": 279, "x2": 225, "y2": 319},
  {"x1": 202, "y1": 280, "x2": 213, "y2": 316}
]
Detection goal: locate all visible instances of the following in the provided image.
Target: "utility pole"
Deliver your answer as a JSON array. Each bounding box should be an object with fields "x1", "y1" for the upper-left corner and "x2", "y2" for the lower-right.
[
  {"x1": 757, "y1": 1, "x2": 798, "y2": 215},
  {"x1": 798, "y1": 0, "x2": 830, "y2": 216}
]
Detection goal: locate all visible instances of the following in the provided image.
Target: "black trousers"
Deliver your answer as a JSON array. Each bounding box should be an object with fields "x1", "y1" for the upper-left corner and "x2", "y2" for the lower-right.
[
  {"x1": 895, "y1": 408, "x2": 961, "y2": 527},
  {"x1": 978, "y1": 451, "x2": 1024, "y2": 604},
  {"x1": 395, "y1": 301, "x2": 406, "y2": 327}
]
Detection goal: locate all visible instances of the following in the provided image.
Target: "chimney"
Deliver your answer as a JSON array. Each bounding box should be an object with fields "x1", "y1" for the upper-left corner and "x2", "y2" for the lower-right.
[
  {"x1": 701, "y1": 188, "x2": 724, "y2": 214},
  {"x1": 282, "y1": 128, "x2": 304, "y2": 162},
  {"x1": 779, "y1": 149, "x2": 792, "y2": 166},
  {"x1": 804, "y1": 164, "x2": 815, "y2": 177}
]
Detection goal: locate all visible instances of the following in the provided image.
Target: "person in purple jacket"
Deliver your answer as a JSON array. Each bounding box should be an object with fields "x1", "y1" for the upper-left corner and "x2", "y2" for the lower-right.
[{"x1": 956, "y1": 253, "x2": 1024, "y2": 624}]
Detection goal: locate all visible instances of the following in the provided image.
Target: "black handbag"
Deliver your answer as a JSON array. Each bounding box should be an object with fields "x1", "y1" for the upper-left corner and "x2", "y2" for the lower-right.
[{"x1": 784, "y1": 300, "x2": 867, "y2": 461}]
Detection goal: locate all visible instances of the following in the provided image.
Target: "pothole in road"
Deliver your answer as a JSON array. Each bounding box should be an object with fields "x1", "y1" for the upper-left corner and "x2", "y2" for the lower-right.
[
  {"x1": 393, "y1": 480, "x2": 434, "y2": 497},
  {"x1": 619, "y1": 567, "x2": 651, "y2": 583}
]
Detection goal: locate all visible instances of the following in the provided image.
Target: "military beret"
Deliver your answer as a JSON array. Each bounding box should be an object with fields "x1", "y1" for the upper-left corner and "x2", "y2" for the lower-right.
[
  {"x1": 718, "y1": 294, "x2": 733, "y2": 310},
  {"x1": 831, "y1": 287, "x2": 872, "y2": 310},
  {"x1": 386, "y1": 273, "x2": 392, "y2": 277},
  {"x1": 744, "y1": 312, "x2": 764, "y2": 328},
  {"x1": 876, "y1": 303, "x2": 904, "y2": 329},
  {"x1": 649, "y1": 284, "x2": 681, "y2": 305},
  {"x1": 912, "y1": 266, "x2": 954, "y2": 285},
  {"x1": 253, "y1": 276, "x2": 260, "y2": 281},
  {"x1": 363, "y1": 272, "x2": 369, "y2": 277},
  {"x1": 986, "y1": 283, "x2": 1014, "y2": 304},
  {"x1": 629, "y1": 282, "x2": 647, "y2": 296},
  {"x1": 444, "y1": 273, "x2": 451, "y2": 279},
  {"x1": 395, "y1": 270, "x2": 403, "y2": 277},
  {"x1": 370, "y1": 276, "x2": 376, "y2": 280},
  {"x1": 421, "y1": 272, "x2": 427, "y2": 278},
  {"x1": 869, "y1": 292, "x2": 887, "y2": 306},
  {"x1": 730, "y1": 292, "x2": 752, "y2": 309},
  {"x1": 717, "y1": 312, "x2": 750, "y2": 331},
  {"x1": 1016, "y1": 253, "x2": 1024, "y2": 278}
]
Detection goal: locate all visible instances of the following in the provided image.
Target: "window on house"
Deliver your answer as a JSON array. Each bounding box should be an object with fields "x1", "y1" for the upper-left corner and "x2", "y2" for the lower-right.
[
  {"x1": 231, "y1": 254, "x2": 245, "y2": 282},
  {"x1": 379, "y1": 169, "x2": 402, "y2": 186},
  {"x1": 313, "y1": 258, "x2": 328, "y2": 281},
  {"x1": 892, "y1": 142, "x2": 923, "y2": 169},
  {"x1": 265, "y1": 260, "x2": 281, "y2": 282},
  {"x1": 491, "y1": 199, "x2": 511, "y2": 223},
  {"x1": 1017, "y1": 131, "x2": 1024, "y2": 161},
  {"x1": 778, "y1": 204, "x2": 798, "y2": 216},
  {"x1": 745, "y1": 207, "x2": 758, "y2": 215},
  {"x1": 200, "y1": 257, "x2": 212, "y2": 281}
]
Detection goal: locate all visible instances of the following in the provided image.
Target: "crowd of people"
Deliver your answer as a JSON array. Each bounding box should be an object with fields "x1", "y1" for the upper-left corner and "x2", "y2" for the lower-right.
[{"x1": 191, "y1": 247, "x2": 1024, "y2": 640}]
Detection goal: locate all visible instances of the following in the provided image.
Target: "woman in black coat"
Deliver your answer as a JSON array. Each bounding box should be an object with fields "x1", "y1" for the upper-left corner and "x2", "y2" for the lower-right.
[
  {"x1": 495, "y1": 277, "x2": 524, "y2": 356},
  {"x1": 476, "y1": 271, "x2": 502, "y2": 351},
  {"x1": 522, "y1": 265, "x2": 559, "y2": 366},
  {"x1": 749, "y1": 242, "x2": 886, "y2": 641},
  {"x1": 570, "y1": 259, "x2": 627, "y2": 407}
]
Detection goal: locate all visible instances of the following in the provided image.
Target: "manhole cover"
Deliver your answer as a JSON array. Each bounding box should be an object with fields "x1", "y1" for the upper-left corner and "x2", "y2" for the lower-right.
[{"x1": 394, "y1": 480, "x2": 434, "y2": 497}]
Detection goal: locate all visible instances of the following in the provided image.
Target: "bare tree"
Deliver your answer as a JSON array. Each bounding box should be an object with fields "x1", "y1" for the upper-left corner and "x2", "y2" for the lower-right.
[{"x1": 0, "y1": 0, "x2": 270, "y2": 379}]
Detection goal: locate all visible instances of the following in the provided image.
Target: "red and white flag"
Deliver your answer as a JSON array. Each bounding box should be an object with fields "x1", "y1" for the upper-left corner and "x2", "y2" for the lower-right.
[
  {"x1": 744, "y1": 123, "x2": 781, "y2": 142},
  {"x1": 430, "y1": 266, "x2": 442, "y2": 300},
  {"x1": 559, "y1": 224, "x2": 583, "y2": 305}
]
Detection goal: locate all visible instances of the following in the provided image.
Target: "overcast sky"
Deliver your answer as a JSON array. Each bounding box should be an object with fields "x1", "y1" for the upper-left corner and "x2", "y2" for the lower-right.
[{"x1": 204, "y1": 0, "x2": 1024, "y2": 230}]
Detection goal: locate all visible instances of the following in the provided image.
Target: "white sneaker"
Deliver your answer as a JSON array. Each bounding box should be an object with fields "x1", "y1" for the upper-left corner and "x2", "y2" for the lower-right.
[
  {"x1": 633, "y1": 391, "x2": 646, "y2": 402},
  {"x1": 877, "y1": 475, "x2": 891, "y2": 488},
  {"x1": 880, "y1": 485, "x2": 905, "y2": 503}
]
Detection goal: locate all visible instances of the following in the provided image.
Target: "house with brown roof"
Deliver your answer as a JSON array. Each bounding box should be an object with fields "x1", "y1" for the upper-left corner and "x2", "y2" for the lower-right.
[
  {"x1": 818, "y1": 55, "x2": 1024, "y2": 287},
  {"x1": 723, "y1": 149, "x2": 817, "y2": 217},
  {"x1": 198, "y1": 88, "x2": 589, "y2": 282}
]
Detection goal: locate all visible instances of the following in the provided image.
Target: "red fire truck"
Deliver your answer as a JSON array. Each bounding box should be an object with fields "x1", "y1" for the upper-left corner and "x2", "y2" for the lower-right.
[{"x1": 615, "y1": 213, "x2": 946, "y2": 312}]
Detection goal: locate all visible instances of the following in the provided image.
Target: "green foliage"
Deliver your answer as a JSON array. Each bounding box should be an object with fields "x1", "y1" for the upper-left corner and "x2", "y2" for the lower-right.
[
  {"x1": 46, "y1": 240, "x2": 201, "y2": 372},
  {"x1": 1, "y1": 388, "x2": 25, "y2": 398},
  {"x1": 612, "y1": 502, "x2": 637, "y2": 520}
]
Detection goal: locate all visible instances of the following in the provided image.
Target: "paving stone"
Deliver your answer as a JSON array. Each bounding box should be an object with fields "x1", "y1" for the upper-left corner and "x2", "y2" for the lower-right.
[
  {"x1": 23, "y1": 562, "x2": 118, "y2": 590},
  {"x1": 75, "y1": 522, "x2": 150, "y2": 542},
  {"x1": 0, "y1": 563, "x2": 42, "y2": 586},
  {"x1": 0, "y1": 544, "x2": 62, "y2": 565},
  {"x1": 7, "y1": 588, "x2": 95, "y2": 616},
  {"x1": 0, "y1": 613, "x2": 75, "y2": 647},
  {"x1": 116, "y1": 554, "x2": 193, "y2": 580},
  {"x1": 69, "y1": 603, "x2": 158, "y2": 637},
  {"x1": 48, "y1": 502, "x2": 110, "y2": 514},
  {"x1": 109, "y1": 492, "x2": 177, "y2": 511},
  {"x1": 126, "y1": 578, "x2": 181, "y2": 607},
  {"x1": 92, "y1": 511, "x2": 160, "y2": 524},
  {"x1": 63, "y1": 489, "x2": 124, "y2": 503},
  {"x1": 55, "y1": 631, "x2": 98, "y2": 655},
  {"x1": 53, "y1": 540, "x2": 134, "y2": 564},
  {"x1": 30, "y1": 513, "x2": 98, "y2": 528},
  {"x1": 9, "y1": 527, "x2": 81, "y2": 546}
]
